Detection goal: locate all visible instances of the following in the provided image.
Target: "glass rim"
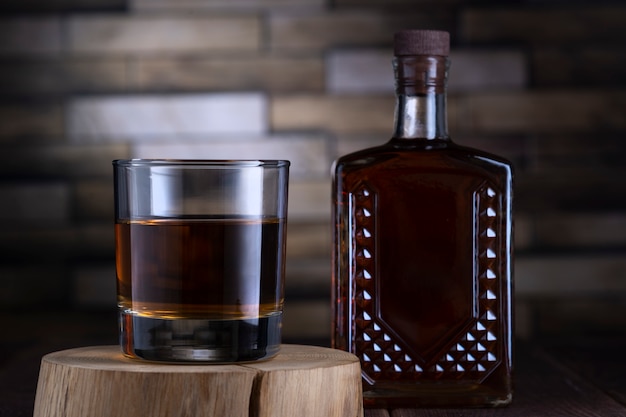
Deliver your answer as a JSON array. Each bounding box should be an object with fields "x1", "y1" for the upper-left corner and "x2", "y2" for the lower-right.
[{"x1": 112, "y1": 159, "x2": 290, "y2": 168}]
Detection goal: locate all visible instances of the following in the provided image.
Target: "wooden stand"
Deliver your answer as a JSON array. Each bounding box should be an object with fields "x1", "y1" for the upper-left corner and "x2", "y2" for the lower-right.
[{"x1": 33, "y1": 344, "x2": 363, "y2": 417}]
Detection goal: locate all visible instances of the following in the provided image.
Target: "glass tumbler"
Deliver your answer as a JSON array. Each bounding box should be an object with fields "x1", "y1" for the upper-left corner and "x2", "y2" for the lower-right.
[{"x1": 113, "y1": 159, "x2": 289, "y2": 363}]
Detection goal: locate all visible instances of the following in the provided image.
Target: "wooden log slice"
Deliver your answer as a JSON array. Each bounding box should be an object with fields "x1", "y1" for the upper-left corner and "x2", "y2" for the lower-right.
[{"x1": 33, "y1": 344, "x2": 363, "y2": 417}]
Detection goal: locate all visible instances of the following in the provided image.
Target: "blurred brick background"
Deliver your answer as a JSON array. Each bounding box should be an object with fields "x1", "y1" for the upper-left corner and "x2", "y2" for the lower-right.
[{"x1": 0, "y1": 0, "x2": 625, "y2": 344}]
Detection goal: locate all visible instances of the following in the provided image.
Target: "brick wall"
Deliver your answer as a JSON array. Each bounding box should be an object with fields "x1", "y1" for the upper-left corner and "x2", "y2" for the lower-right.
[{"x1": 1, "y1": 0, "x2": 625, "y2": 343}]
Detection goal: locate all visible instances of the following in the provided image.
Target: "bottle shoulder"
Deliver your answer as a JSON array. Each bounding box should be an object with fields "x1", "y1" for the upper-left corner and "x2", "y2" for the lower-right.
[{"x1": 335, "y1": 139, "x2": 513, "y2": 178}]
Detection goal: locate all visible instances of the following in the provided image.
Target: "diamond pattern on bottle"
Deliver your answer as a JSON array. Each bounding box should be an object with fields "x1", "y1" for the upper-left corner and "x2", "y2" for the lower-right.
[{"x1": 351, "y1": 183, "x2": 502, "y2": 382}]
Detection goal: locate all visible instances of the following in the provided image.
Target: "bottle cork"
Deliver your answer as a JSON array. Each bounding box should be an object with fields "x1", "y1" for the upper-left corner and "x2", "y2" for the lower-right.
[{"x1": 394, "y1": 30, "x2": 450, "y2": 57}]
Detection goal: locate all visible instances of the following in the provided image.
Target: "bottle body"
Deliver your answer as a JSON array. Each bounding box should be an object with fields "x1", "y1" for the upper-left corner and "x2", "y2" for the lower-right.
[{"x1": 332, "y1": 139, "x2": 514, "y2": 407}]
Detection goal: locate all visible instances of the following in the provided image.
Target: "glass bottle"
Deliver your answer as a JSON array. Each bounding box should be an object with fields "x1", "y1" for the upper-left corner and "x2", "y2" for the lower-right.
[{"x1": 331, "y1": 30, "x2": 513, "y2": 407}]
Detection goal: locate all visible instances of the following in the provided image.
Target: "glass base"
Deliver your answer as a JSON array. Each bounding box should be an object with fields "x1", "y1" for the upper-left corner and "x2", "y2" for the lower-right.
[{"x1": 120, "y1": 311, "x2": 281, "y2": 363}]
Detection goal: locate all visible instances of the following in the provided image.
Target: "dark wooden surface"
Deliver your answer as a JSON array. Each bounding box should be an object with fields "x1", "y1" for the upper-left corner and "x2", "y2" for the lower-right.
[
  {"x1": 365, "y1": 339, "x2": 626, "y2": 417},
  {"x1": 2, "y1": 311, "x2": 626, "y2": 417}
]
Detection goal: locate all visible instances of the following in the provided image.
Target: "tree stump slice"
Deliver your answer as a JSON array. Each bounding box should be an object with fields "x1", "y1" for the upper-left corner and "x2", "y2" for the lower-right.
[{"x1": 33, "y1": 344, "x2": 363, "y2": 417}]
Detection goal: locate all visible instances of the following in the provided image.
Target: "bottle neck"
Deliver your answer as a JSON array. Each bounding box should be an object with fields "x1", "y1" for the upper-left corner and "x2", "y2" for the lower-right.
[{"x1": 392, "y1": 55, "x2": 449, "y2": 140}]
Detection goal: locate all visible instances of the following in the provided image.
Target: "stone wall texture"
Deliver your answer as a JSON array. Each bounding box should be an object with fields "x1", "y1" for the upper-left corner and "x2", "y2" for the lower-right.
[{"x1": 1, "y1": 0, "x2": 625, "y2": 342}]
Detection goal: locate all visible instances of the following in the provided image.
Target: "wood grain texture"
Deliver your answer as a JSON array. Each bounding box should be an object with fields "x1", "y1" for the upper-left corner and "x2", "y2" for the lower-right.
[
  {"x1": 33, "y1": 344, "x2": 362, "y2": 417},
  {"x1": 246, "y1": 345, "x2": 364, "y2": 417}
]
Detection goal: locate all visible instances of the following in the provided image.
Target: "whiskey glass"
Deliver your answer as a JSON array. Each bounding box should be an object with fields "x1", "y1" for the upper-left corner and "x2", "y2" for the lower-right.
[{"x1": 113, "y1": 159, "x2": 289, "y2": 363}]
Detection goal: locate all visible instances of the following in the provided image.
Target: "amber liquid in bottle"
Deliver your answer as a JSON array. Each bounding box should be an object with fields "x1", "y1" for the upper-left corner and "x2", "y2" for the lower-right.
[{"x1": 332, "y1": 30, "x2": 513, "y2": 407}]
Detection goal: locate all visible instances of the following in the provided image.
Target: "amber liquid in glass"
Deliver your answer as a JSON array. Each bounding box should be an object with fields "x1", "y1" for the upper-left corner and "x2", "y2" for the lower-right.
[
  {"x1": 332, "y1": 47, "x2": 513, "y2": 407},
  {"x1": 115, "y1": 216, "x2": 285, "y2": 362}
]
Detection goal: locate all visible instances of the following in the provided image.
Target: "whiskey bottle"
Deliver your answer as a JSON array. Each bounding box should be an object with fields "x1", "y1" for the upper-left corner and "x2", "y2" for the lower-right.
[{"x1": 331, "y1": 30, "x2": 513, "y2": 407}]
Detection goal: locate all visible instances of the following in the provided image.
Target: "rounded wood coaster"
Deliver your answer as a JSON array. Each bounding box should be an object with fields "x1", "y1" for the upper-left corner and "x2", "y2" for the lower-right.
[{"x1": 33, "y1": 344, "x2": 363, "y2": 417}]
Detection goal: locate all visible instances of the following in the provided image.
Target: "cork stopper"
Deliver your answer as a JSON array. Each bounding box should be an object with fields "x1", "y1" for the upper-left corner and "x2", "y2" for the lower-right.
[{"x1": 394, "y1": 30, "x2": 450, "y2": 57}]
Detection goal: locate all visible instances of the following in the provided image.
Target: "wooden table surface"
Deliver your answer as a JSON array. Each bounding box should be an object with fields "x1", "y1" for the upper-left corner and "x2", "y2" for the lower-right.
[
  {"x1": 2, "y1": 311, "x2": 625, "y2": 417},
  {"x1": 365, "y1": 339, "x2": 626, "y2": 417}
]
